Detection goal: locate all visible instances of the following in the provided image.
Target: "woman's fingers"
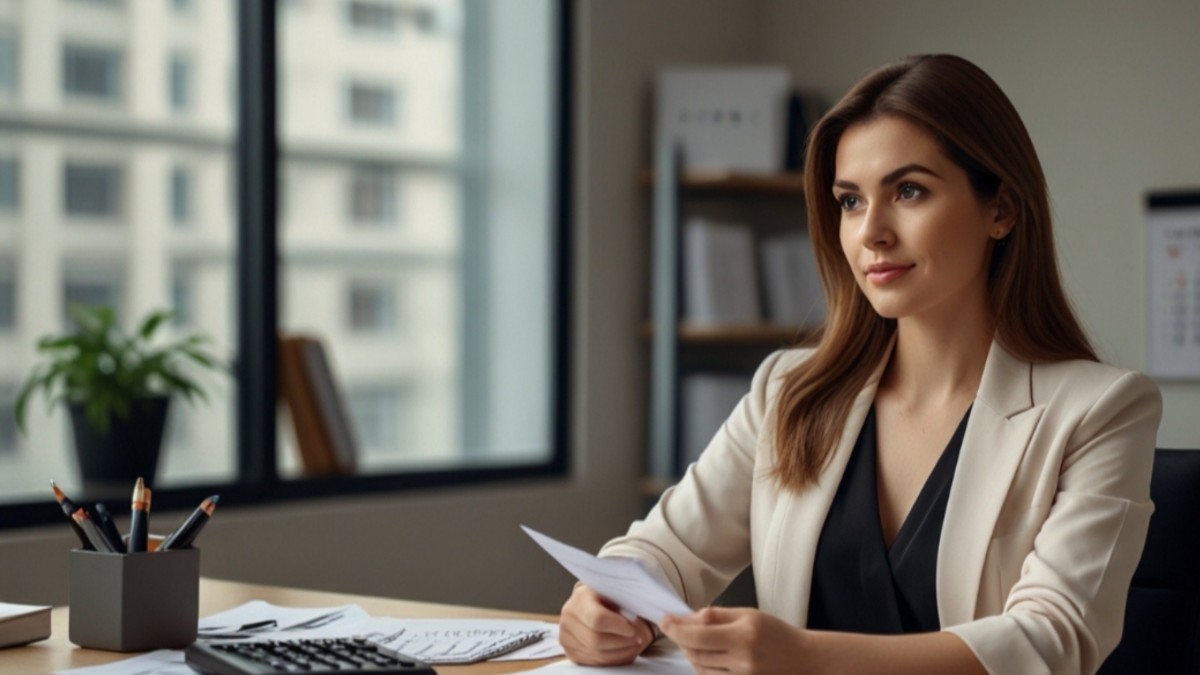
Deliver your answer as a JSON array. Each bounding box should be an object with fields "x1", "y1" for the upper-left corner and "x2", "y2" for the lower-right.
[{"x1": 559, "y1": 584, "x2": 652, "y2": 666}]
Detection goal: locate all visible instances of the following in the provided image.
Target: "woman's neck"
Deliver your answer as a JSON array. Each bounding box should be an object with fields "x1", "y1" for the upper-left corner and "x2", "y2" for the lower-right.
[{"x1": 881, "y1": 306, "x2": 994, "y2": 410}]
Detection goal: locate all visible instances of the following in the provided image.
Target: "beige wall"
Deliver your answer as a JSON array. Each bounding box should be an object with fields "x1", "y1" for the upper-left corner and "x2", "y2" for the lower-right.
[{"x1": 761, "y1": 0, "x2": 1200, "y2": 448}]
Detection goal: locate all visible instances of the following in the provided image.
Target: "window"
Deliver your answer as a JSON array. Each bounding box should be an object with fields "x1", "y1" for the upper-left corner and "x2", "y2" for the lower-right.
[
  {"x1": 346, "y1": 83, "x2": 396, "y2": 126},
  {"x1": 346, "y1": 1, "x2": 397, "y2": 33},
  {"x1": 63, "y1": 277, "x2": 122, "y2": 329},
  {"x1": 0, "y1": 32, "x2": 16, "y2": 95},
  {"x1": 171, "y1": 268, "x2": 193, "y2": 326},
  {"x1": 0, "y1": 386, "x2": 17, "y2": 454},
  {"x1": 347, "y1": 387, "x2": 402, "y2": 457},
  {"x1": 171, "y1": 166, "x2": 192, "y2": 225},
  {"x1": 347, "y1": 280, "x2": 396, "y2": 333},
  {"x1": 0, "y1": 158, "x2": 16, "y2": 211},
  {"x1": 2, "y1": 1, "x2": 567, "y2": 518},
  {"x1": 65, "y1": 162, "x2": 123, "y2": 218},
  {"x1": 0, "y1": 274, "x2": 14, "y2": 330},
  {"x1": 348, "y1": 167, "x2": 396, "y2": 225},
  {"x1": 169, "y1": 54, "x2": 191, "y2": 113},
  {"x1": 63, "y1": 44, "x2": 122, "y2": 102},
  {"x1": 171, "y1": 0, "x2": 193, "y2": 13}
]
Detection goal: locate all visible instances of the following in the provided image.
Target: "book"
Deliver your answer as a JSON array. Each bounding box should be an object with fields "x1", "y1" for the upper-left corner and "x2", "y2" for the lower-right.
[
  {"x1": 760, "y1": 230, "x2": 826, "y2": 326},
  {"x1": 683, "y1": 218, "x2": 761, "y2": 326},
  {"x1": 278, "y1": 335, "x2": 357, "y2": 475},
  {"x1": 0, "y1": 602, "x2": 51, "y2": 648}
]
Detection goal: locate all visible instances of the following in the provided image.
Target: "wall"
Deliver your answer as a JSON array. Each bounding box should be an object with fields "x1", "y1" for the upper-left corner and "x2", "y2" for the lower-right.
[
  {"x1": 0, "y1": 0, "x2": 765, "y2": 614},
  {"x1": 761, "y1": 0, "x2": 1200, "y2": 448}
]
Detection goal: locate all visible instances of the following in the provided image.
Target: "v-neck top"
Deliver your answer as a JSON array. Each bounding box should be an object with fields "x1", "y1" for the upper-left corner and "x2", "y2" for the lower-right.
[{"x1": 805, "y1": 405, "x2": 971, "y2": 634}]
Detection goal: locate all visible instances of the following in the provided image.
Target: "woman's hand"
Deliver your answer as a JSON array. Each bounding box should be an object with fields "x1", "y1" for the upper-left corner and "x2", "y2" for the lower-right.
[
  {"x1": 661, "y1": 607, "x2": 812, "y2": 675},
  {"x1": 559, "y1": 583, "x2": 655, "y2": 666}
]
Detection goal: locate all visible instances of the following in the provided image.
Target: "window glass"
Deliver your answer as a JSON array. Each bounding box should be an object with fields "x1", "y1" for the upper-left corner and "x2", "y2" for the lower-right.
[
  {"x1": 0, "y1": 269, "x2": 14, "y2": 329},
  {"x1": 169, "y1": 54, "x2": 191, "y2": 113},
  {"x1": 0, "y1": 32, "x2": 16, "y2": 95},
  {"x1": 0, "y1": 158, "x2": 16, "y2": 210},
  {"x1": 0, "y1": 1, "x2": 237, "y2": 505},
  {"x1": 0, "y1": 386, "x2": 17, "y2": 454},
  {"x1": 279, "y1": 0, "x2": 557, "y2": 476},
  {"x1": 346, "y1": 1, "x2": 397, "y2": 33},
  {"x1": 349, "y1": 167, "x2": 396, "y2": 225},
  {"x1": 64, "y1": 162, "x2": 123, "y2": 218},
  {"x1": 63, "y1": 44, "x2": 123, "y2": 102},
  {"x1": 171, "y1": 166, "x2": 191, "y2": 225},
  {"x1": 347, "y1": 82, "x2": 396, "y2": 126}
]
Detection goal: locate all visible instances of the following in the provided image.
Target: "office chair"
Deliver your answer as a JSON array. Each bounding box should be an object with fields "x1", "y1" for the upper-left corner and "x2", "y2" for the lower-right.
[{"x1": 1097, "y1": 448, "x2": 1200, "y2": 674}]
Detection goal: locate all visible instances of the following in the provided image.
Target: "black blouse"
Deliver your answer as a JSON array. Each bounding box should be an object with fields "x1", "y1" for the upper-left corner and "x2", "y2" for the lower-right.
[{"x1": 806, "y1": 405, "x2": 970, "y2": 634}]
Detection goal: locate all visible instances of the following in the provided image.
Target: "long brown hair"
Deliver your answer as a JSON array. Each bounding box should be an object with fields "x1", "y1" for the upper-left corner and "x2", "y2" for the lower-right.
[{"x1": 773, "y1": 54, "x2": 1097, "y2": 490}]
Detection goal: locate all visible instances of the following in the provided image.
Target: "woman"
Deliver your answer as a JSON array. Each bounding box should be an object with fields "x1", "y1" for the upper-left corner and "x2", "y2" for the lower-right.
[{"x1": 559, "y1": 54, "x2": 1161, "y2": 674}]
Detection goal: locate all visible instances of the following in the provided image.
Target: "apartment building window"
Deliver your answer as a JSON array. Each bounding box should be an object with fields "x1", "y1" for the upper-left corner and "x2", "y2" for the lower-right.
[
  {"x1": 65, "y1": 162, "x2": 123, "y2": 218},
  {"x1": 0, "y1": 32, "x2": 16, "y2": 95},
  {"x1": 63, "y1": 278, "x2": 122, "y2": 329},
  {"x1": 346, "y1": 1, "x2": 398, "y2": 33},
  {"x1": 171, "y1": 166, "x2": 192, "y2": 225},
  {"x1": 348, "y1": 167, "x2": 396, "y2": 225},
  {"x1": 347, "y1": 280, "x2": 396, "y2": 333},
  {"x1": 346, "y1": 83, "x2": 396, "y2": 126},
  {"x1": 171, "y1": 269, "x2": 193, "y2": 326},
  {"x1": 63, "y1": 44, "x2": 122, "y2": 102},
  {"x1": 347, "y1": 387, "x2": 401, "y2": 456},
  {"x1": 0, "y1": 275, "x2": 14, "y2": 330},
  {"x1": 0, "y1": 387, "x2": 17, "y2": 454},
  {"x1": 169, "y1": 54, "x2": 191, "y2": 113},
  {"x1": 0, "y1": 158, "x2": 17, "y2": 211}
]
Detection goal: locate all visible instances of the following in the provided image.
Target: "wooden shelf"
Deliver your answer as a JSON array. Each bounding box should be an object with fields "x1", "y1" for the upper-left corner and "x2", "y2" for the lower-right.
[
  {"x1": 639, "y1": 169, "x2": 805, "y2": 195},
  {"x1": 640, "y1": 322, "x2": 811, "y2": 345}
]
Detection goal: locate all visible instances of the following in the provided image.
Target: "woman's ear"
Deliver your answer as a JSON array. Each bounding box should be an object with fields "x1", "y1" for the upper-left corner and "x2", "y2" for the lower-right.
[{"x1": 990, "y1": 185, "x2": 1017, "y2": 240}]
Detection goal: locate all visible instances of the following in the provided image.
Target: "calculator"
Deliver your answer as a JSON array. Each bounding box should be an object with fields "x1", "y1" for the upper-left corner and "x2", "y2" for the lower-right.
[{"x1": 184, "y1": 637, "x2": 437, "y2": 674}]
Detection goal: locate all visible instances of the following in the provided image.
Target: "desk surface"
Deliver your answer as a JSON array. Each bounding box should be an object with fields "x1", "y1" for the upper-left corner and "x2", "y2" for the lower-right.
[{"x1": 7, "y1": 577, "x2": 560, "y2": 673}]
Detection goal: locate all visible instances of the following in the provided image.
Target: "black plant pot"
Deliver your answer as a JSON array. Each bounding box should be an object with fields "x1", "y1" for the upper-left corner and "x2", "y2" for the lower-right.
[{"x1": 68, "y1": 396, "x2": 171, "y2": 492}]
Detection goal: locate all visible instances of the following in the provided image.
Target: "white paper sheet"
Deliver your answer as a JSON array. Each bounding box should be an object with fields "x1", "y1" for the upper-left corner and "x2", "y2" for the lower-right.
[
  {"x1": 55, "y1": 650, "x2": 190, "y2": 675},
  {"x1": 354, "y1": 617, "x2": 562, "y2": 663},
  {"x1": 527, "y1": 646, "x2": 695, "y2": 674},
  {"x1": 196, "y1": 600, "x2": 371, "y2": 640},
  {"x1": 521, "y1": 526, "x2": 693, "y2": 624}
]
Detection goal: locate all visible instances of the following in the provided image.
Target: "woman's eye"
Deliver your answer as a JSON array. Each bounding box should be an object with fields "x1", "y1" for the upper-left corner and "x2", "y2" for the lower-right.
[
  {"x1": 838, "y1": 194, "x2": 861, "y2": 211},
  {"x1": 898, "y1": 183, "x2": 923, "y2": 200}
]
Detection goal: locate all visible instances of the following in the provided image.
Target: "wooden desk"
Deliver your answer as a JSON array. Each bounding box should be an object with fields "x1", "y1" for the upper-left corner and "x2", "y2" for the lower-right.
[{"x1": 6, "y1": 578, "x2": 560, "y2": 673}]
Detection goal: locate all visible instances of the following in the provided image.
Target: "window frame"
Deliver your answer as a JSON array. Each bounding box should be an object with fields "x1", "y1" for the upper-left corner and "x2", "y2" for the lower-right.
[{"x1": 0, "y1": 0, "x2": 572, "y2": 529}]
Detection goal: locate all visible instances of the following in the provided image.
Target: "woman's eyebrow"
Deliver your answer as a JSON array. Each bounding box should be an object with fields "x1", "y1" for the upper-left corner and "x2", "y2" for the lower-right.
[{"x1": 833, "y1": 163, "x2": 942, "y2": 191}]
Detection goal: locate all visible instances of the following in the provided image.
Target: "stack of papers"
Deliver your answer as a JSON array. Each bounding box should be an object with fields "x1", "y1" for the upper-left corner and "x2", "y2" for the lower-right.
[
  {"x1": 0, "y1": 601, "x2": 51, "y2": 649},
  {"x1": 55, "y1": 600, "x2": 564, "y2": 675}
]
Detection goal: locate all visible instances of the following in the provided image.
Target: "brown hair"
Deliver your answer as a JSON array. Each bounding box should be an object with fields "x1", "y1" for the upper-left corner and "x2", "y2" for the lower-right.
[{"x1": 773, "y1": 54, "x2": 1097, "y2": 490}]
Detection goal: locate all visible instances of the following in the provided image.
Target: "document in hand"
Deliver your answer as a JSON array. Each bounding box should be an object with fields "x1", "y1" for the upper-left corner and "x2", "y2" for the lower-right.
[
  {"x1": 0, "y1": 601, "x2": 51, "y2": 648},
  {"x1": 521, "y1": 526, "x2": 693, "y2": 624}
]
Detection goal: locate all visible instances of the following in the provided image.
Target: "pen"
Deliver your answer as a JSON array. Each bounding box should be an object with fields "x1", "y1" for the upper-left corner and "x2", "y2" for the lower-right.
[
  {"x1": 159, "y1": 495, "x2": 219, "y2": 551},
  {"x1": 129, "y1": 477, "x2": 149, "y2": 553},
  {"x1": 93, "y1": 502, "x2": 127, "y2": 554},
  {"x1": 49, "y1": 480, "x2": 95, "y2": 551},
  {"x1": 69, "y1": 505, "x2": 117, "y2": 553}
]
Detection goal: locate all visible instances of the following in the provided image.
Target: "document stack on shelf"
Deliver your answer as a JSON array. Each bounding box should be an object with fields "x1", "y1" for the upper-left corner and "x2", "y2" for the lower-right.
[
  {"x1": 683, "y1": 217, "x2": 761, "y2": 326},
  {"x1": 0, "y1": 601, "x2": 51, "y2": 649},
  {"x1": 278, "y1": 334, "x2": 358, "y2": 475},
  {"x1": 759, "y1": 230, "x2": 826, "y2": 326}
]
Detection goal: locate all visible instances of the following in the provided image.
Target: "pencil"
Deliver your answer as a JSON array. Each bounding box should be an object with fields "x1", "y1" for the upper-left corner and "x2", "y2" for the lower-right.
[
  {"x1": 159, "y1": 495, "x2": 219, "y2": 551},
  {"x1": 50, "y1": 480, "x2": 94, "y2": 551},
  {"x1": 129, "y1": 477, "x2": 149, "y2": 553}
]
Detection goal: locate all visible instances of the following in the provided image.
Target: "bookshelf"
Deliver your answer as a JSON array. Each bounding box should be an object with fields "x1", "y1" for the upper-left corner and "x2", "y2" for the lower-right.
[{"x1": 644, "y1": 141, "x2": 817, "y2": 487}]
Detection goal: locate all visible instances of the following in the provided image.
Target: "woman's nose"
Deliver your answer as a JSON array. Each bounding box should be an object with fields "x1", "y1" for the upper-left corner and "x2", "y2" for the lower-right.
[{"x1": 859, "y1": 205, "x2": 895, "y2": 250}]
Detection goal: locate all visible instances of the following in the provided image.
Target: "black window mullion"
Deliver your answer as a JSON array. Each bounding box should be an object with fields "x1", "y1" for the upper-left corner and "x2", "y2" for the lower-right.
[{"x1": 235, "y1": 1, "x2": 279, "y2": 485}]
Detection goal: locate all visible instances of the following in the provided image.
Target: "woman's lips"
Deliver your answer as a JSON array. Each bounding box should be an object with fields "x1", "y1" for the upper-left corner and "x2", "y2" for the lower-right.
[{"x1": 865, "y1": 263, "x2": 914, "y2": 285}]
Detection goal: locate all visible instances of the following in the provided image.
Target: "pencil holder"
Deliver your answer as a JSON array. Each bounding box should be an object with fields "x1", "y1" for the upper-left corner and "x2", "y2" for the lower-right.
[{"x1": 68, "y1": 547, "x2": 199, "y2": 651}]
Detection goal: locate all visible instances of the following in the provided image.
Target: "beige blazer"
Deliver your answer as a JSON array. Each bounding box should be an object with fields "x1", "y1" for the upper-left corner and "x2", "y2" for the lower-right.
[{"x1": 601, "y1": 340, "x2": 1162, "y2": 675}]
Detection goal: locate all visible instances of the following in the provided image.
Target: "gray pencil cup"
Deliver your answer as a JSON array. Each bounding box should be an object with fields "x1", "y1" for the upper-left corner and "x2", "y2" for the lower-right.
[{"x1": 69, "y1": 547, "x2": 199, "y2": 651}]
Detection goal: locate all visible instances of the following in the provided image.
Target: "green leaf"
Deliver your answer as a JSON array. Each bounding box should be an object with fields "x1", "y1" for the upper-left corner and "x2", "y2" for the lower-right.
[{"x1": 138, "y1": 310, "x2": 172, "y2": 341}]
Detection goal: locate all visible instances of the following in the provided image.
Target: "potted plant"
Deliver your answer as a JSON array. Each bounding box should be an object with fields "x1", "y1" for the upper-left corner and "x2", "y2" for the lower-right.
[{"x1": 14, "y1": 304, "x2": 224, "y2": 490}]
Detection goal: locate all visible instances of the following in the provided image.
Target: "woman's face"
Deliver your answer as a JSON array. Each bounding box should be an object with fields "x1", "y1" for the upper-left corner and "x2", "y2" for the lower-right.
[{"x1": 833, "y1": 116, "x2": 1006, "y2": 324}]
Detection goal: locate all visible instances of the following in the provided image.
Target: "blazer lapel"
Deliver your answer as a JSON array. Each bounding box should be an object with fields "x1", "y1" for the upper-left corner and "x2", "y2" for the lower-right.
[{"x1": 936, "y1": 340, "x2": 1044, "y2": 625}]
